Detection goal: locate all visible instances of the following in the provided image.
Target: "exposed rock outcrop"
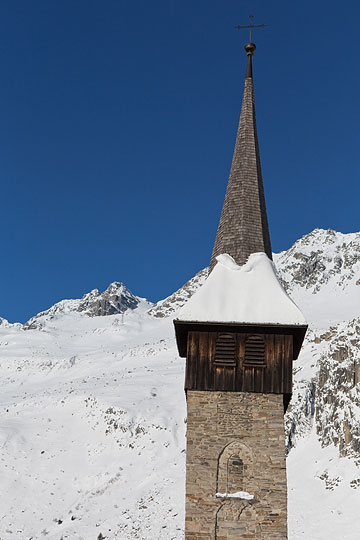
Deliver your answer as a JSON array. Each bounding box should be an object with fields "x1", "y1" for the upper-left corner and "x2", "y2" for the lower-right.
[{"x1": 24, "y1": 282, "x2": 143, "y2": 330}]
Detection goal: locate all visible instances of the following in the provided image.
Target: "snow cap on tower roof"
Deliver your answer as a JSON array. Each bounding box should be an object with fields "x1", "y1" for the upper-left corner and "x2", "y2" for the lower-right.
[{"x1": 178, "y1": 253, "x2": 306, "y2": 326}]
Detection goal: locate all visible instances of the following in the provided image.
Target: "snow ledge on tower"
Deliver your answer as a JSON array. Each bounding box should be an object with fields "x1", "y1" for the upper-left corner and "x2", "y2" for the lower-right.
[{"x1": 177, "y1": 252, "x2": 306, "y2": 326}]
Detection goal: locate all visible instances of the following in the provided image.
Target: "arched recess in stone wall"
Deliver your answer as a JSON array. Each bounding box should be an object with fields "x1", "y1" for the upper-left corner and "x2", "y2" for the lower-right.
[
  {"x1": 215, "y1": 501, "x2": 262, "y2": 540},
  {"x1": 216, "y1": 440, "x2": 253, "y2": 494}
]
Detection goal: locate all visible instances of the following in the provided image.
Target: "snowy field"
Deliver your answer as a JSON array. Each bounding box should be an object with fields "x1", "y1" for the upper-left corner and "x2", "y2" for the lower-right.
[{"x1": 0, "y1": 306, "x2": 186, "y2": 539}]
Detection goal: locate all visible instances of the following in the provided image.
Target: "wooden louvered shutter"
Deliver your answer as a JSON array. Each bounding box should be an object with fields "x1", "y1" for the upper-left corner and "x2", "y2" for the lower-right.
[
  {"x1": 214, "y1": 333, "x2": 236, "y2": 367},
  {"x1": 244, "y1": 335, "x2": 266, "y2": 367}
]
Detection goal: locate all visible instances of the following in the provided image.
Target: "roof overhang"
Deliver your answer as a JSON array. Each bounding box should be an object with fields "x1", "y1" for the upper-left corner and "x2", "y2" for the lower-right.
[{"x1": 174, "y1": 319, "x2": 308, "y2": 360}]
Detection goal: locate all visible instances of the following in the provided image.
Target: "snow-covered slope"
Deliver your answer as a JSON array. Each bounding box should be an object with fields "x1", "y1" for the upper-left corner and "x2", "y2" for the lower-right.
[
  {"x1": 0, "y1": 228, "x2": 359, "y2": 540},
  {"x1": 0, "y1": 304, "x2": 184, "y2": 540}
]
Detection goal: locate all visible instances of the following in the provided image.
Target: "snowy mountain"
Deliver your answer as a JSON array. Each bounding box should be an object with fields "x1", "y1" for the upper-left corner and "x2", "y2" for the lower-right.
[
  {"x1": 274, "y1": 228, "x2": 360, "y2": 328},
  {"x1": 24, "y1": 282, "x2": 146, "y2": 330},
  {"x1": 0, "y1": 228, "x2": 359, "y2": 540}
]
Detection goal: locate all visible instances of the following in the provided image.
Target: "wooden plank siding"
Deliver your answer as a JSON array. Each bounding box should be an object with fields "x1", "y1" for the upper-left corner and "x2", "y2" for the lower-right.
[{"x1": 185, "y1": 331, "x2": 293, "y2": 395}]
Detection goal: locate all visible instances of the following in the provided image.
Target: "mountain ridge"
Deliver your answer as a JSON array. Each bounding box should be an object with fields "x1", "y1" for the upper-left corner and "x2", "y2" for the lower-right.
[{"x1": 24, "y1": 281, "x2": 151, "y2": 330}]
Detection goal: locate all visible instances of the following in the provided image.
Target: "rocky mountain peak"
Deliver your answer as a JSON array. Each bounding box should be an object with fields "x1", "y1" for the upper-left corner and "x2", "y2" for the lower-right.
[
  {"x1": 275, "y1": 228, "x2": 360, "y2": 295},
  {"x1": 76, "y1": 281, "x2": 140, "y2": 317},
  {"x1": 24, "y1": 281, "x2": 143, "y2": 330}
]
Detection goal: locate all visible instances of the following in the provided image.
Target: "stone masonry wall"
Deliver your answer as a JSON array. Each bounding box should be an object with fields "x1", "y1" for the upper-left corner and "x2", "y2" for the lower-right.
[{"x1": 185, "y1": 391, "x2": 288, "y2": 539}]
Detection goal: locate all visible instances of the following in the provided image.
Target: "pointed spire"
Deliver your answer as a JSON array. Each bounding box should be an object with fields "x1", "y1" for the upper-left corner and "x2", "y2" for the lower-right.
[{"x1": 209, "y1": 42, "x2": 272, "y2": 273}]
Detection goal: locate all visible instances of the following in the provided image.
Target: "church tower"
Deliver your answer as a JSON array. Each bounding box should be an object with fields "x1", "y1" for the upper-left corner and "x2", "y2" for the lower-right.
[{"x1": 174, "y1": 40, "x2": 307, "y2": 539}]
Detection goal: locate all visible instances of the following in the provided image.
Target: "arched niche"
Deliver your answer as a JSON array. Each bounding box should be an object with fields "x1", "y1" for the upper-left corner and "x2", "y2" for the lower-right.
[{"x1": 217, "y1": 441, "x2": 253, "y2": 494}]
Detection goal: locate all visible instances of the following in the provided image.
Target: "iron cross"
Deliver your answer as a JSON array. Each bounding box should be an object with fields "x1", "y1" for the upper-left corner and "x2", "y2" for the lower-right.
[{"x1": 234, "y1": 14, "x2": 268, "y2": 41}]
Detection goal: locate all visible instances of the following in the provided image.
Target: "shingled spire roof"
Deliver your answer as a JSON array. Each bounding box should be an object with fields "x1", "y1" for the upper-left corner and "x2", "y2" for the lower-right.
[{"x1": 209, "y1": 41, "x2": 272, "y2": 273}]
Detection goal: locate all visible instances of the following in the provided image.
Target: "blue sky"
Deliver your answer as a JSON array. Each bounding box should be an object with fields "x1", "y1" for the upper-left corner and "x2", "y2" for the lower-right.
[{"x1": 0, "y1": 1, "x2": 359, "y2": 322}]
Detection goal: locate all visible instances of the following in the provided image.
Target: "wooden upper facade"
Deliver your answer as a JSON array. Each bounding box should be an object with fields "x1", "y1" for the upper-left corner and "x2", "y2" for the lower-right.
[
  {"x1": 174, "y1": 320, "x2": 307, "y2": 411},
  {"x1": 185, "y1": 330, "x2": 293, "y2": 394}
]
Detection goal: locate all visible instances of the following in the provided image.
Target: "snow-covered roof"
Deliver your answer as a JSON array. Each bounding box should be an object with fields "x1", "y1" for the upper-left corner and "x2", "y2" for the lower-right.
[{"x1": 177, "y1": 253, "x2": 306, "y2": 326}]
